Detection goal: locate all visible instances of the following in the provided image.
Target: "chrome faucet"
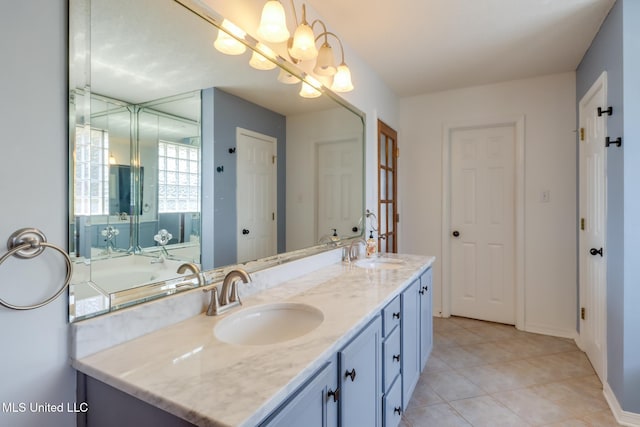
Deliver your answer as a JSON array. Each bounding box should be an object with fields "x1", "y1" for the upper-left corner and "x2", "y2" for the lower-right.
[
  {"x1": 176, "y1": 263, "x2": 205, "y2": 287},
  {"x1": 203, "y1": 269, "x2": 251, "y2": 316},
  {"x1": 346, "y1": 237, "x2": 368, "y2": 262}
]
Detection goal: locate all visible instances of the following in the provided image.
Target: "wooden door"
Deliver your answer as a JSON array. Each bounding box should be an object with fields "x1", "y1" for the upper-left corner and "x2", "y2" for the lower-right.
[{"x1": 378, "y1": 120, "x2": 398, "y2": 252}]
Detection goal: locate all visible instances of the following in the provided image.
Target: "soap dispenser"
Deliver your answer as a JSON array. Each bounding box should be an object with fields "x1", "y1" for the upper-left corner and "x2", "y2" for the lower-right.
[
  {"x1": 330, "y1": 228, "x2": 339, "y2": 242},
  {"x1": 366, "y1": 230, "x2": 377, "y2": 257}
]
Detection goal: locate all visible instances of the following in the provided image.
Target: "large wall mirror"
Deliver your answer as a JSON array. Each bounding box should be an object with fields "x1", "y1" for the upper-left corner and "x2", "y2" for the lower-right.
[{"x1": 68, "y1": 0, "x2": 365, "y2": 321}]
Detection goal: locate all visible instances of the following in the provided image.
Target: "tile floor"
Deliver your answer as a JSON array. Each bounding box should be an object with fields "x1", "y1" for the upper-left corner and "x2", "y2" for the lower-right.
[{"x1": 401, "y1": 316, "x2": 621, "y2": 427}]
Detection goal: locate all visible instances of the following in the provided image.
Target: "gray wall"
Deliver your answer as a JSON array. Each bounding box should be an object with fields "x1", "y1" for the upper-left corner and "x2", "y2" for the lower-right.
[
  {"x1": 0, "y1": 1, "x2": 76, "y2": 426},
  {"x1": 206, "y1": 88, "x2": 286, "y2": 268},
  {"x1": 576, "y1": 0, "x2": 640, "y2": 413}
]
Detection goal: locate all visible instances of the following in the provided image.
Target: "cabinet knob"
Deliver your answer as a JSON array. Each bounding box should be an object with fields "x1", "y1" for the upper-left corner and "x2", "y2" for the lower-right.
[
  {"x1": 327, "y1": 388, "x2": 340, "y2": 403},
  {"x1": 242, "y1": 229, "x2": 250, "y2": 235},
  {"x1": 394, "y1": 406, "x2": 402, "y2": 416},
  {"x1": 419, "y1": 289, "x2": 424, "y2": 295},
  {"x1": 393, "y1": 354, "x2": 401, "y2": 362},
  {"x1": 392, "y1": 312, "x2": 400, "y2": 320},
  {"x1": 345, "y1": 368, "x2": 356, "y2": 382}
]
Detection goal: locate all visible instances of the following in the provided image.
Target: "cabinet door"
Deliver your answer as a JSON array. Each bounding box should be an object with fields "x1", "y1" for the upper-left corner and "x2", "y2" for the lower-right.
[
  {"x1": 339, "y1": 316, "x2": 381, "y2": 427},
  {"x1": 261, "y1": 361, "x2": 338, "y2": 427},
  {"x1": 419, "y1": 268, "x2": 433, "y2": 371},
  {"x1": 401, "y1": 279, "x2": 420, "y2": 410}
]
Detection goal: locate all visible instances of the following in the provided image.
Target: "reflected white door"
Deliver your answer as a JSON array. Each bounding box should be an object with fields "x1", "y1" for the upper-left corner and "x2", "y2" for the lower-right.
[
  {"x1": 236, "y1": 128, "x2": 277, "y2": 263},
  {"x1": 316, "y1": 139, "x2": 362, "y2": 242},
  {"x1": 450, "y1": 125, "x2": 516, "y2": 324},
  {"x1": 578, "y1": 73, "x2": 607, "y2": 382}
]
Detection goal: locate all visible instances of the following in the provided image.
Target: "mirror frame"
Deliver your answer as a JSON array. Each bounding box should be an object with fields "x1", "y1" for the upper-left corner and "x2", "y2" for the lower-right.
[{"x1": 68, "y1": 0, "x2": 366, "y2": 322}]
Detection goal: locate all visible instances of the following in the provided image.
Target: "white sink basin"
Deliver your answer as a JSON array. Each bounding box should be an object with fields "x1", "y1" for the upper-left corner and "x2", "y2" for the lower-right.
[
  {"x1": 354, "y1": 257, "x2": 405, "y2": 270},
  {"x1": 214, "y1": 303, "x2": 324, "y2": 346}
]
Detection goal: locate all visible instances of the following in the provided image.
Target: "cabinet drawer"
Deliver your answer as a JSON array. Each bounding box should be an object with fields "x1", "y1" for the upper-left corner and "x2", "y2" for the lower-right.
[
  {"x1": 383, "y1": 326, "x2": 401, "y2": 392},
  {"x1": 383, "y1": 376, "x2": 403, "y2": 427},
  {"x1": 382, "y1": 295, "x2": 401, "y2": 337}
]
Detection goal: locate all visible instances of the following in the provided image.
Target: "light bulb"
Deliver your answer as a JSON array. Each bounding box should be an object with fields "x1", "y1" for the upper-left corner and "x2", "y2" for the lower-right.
[
  {"x1": 331, "y1": 63, "x2": 354, "y2": 92},
  {"x1": 214, "y1": 20, "x2": 246, "y2": 55},
  {"x1": 313, "y1": 42, "x2": 336, "y2": 76},
  {"x1": 289, "y1": 23, "x2": 318, "y2": 61},
  {"x1": 257, "y1": 1, "x2": 290, "y2": 43},
  {"x1": 249, "y1": 43, "x2": 277, "y2": 70}
]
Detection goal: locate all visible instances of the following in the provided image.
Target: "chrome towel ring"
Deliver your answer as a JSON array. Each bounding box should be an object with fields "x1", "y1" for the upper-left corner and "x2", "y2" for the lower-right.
[{"x1": 0, "y1": 228, "x2": 72, "y2": 310}]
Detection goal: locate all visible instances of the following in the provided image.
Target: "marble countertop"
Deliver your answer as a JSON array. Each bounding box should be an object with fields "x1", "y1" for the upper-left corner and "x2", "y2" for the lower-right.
[{"x1": 72, "y1": 254, "x2": 435, "y2": 427}]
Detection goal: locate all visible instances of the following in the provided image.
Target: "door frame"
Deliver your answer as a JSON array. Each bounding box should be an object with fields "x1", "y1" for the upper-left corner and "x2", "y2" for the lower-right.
[
  {"x1": 576, "y1": 71, "x2": 607, "y2": 382},
  {"x1": 441, "y1": 116, "x2": 525, "y2": 329}
]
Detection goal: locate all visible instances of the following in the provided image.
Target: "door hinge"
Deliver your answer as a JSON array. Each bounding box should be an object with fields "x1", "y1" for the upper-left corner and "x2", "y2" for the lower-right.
[
  {"x1": 581, "y1": 307, "x2": 586, "y2": 320},
  {"x1": 580, "y1": 218, "x2": 585, "y2": 231},
  {"x1": 396, "y1": 213, "x2": 400, "y2": 223},
  {"x1": 272, "y1": 155, "x2": 276, "y2": 164},
  {"x1": 395, "y1": 147, "x2": 400, "y2": 158},
  {"x1": 272, "y1": 212, "x2": 275, "y2": 221},
  {"x1": 580, "y1": 128, "x2": 585, "y2": 141}
]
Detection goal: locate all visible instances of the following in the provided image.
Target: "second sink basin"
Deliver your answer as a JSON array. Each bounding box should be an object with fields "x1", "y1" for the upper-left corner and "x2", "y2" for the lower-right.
[
  {"x1": 214, "y1": 302, "x2": 324, "y2": 346},
  {"x1": 354, "y1": 257, "x2": 405, "y2": 270}
]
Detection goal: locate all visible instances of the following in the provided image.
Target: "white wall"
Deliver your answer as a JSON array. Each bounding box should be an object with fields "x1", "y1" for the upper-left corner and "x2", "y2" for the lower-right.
[
  {"x1": 398, "y1": 72, "x2": 578, "y2": 337},
  {"x1": 0, "y1": 1, "x2": 76, "y2": 426}
]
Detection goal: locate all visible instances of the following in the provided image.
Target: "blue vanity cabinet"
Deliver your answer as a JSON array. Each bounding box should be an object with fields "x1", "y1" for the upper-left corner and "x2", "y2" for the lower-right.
[
  {"x1": 260, "y1": 360, "x2": 339, "y2": 427},
  {"x1": 339, "y1": 316, "x2": 382, "y2": 427},
  {"x1": 381, "y1": 296, "x2": 402, "y2": 427},
  {"x1": 419, "y1": 267, "x2": 433, "y2": 371},
  {"x1": 401, "y1": 279, "x2": 421, "y2": 410}
]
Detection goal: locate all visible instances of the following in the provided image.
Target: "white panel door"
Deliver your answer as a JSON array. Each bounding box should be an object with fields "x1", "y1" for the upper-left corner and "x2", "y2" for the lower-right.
[
  {"x1": 578, "y1": 73, "x2": 607, "y2": 382},
  {"x1": 450, "y1": 125, "x2": 516, "y2": 324},
  {"x1": 236, "y1": 128, "x2": 277, "y2": 263},
  {"x1": 316, "y1": 139, "x2": 362, "y2": 242}
]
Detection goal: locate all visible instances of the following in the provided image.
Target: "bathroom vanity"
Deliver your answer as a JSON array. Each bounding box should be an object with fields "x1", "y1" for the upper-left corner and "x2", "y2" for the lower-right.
[{"x1": 72, "y1": 253, "x2": 434, "y2": 427}]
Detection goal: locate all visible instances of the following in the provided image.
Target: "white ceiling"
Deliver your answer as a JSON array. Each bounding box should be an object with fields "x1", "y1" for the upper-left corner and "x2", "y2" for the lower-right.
[{"x1": 305, "y1": 0, "x2": 615, "y2": 97}]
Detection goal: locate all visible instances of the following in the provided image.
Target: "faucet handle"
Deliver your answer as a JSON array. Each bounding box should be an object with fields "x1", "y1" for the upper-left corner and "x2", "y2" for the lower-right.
[
  {"x1": 203, "y1": 286, "x2": 220, "y2": 316},
  {"x1": 229, "y1": 281, "x2": 242, "y2": 305}
]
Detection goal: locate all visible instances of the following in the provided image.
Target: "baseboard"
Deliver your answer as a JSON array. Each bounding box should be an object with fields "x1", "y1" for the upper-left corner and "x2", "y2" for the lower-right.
[
  {"x1": 604, "y1": 383, "x2": 640, "y2": 426},
  {"x1": 523, "y1": 322, "x2": 577, "y2": 340}
]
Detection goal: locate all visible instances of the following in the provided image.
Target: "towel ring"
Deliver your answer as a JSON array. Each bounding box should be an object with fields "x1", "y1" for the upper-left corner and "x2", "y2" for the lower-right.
[{"x1": 0, "y1": 228, "x2": 72, "y2": 310}]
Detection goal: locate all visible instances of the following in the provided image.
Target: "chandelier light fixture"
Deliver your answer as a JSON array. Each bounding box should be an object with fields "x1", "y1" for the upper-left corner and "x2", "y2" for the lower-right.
[
  {"x1": 212, "y1": 1, "x2": 354, "y2": 98},
  {"x1": 256, "y1": 0, "x2": 354, "y2": 93}
]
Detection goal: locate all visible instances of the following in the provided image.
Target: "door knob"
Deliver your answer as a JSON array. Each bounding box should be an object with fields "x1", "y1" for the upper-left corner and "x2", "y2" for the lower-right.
[
  {"x1": 242, "y1": 229, "x2": 250, "y2": 235},
  {"x1": 452, "y1": 230, "x2": 460, "y2": 237},
  {"x1": 590, "y1": 247, "x2": 603, "y2": 257}
]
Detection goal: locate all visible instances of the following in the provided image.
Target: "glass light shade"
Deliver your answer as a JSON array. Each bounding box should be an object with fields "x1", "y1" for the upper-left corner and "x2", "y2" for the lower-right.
[
  {"x1": 277, "y1": 68, "x2": 299, "y2": 84},
  {"x1": 257, "y1": 1, "x2": 290, "y2": 43},
  {"x1": 299, "y1": 81, "x2": 322, "y2": 98},
  {"x1": 313, "y1": 43, "x2": 336, "y2": 76},
  {"x1": 214, "y1": 20, "x2": 246, "y2": 55},
  {"x1": 289, "y1": 23, "x2": 318, "y2": 61},
  {"x1": 331, "y1": 63, "x2": 354, "y2": 92},
  {"x1": 249, "y1": 43, "x2": 277, "y2": 70}
]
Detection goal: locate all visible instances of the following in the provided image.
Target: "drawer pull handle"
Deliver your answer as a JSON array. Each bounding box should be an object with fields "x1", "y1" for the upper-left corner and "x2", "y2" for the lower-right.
[
  {"x1": 394, "y1": 406, "x2": 402, "y2": 416},
  {"x1": 327, "y1": 388, "x2": 340, "y2": 403},
  {"x1": 393, "y1": 354, "x2": 400, "y2": 362},
  {"x1": 345, "y1": 368, "x2": 356, "y2": 382},
  {"x1": 392, "y1": 312, "x2": 400, "y2": 319}
]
